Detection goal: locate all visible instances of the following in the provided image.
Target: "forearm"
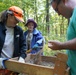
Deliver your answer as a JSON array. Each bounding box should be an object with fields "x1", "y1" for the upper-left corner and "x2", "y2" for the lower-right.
[{"x1": 61, "y1": 38, "x2": 76, "y2": 50}]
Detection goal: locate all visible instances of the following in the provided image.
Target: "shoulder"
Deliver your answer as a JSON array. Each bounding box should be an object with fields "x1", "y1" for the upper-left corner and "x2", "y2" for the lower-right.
[
  {"x1": 0, "y1": 22, "x2": 6, "y2": 30},
  {"x1": 15, "y1": 25, "x2": 22, "y2": 31},
  {"x1": 33, "y1": 29, "x2": 42, "y2": 35},
  {"x1": 14, "y1": 25, "x2": 23, "y2": 33},
  {"x1": 24, "y1": 30, "x2": 28, "y2": 35},
  {"x1": 71, "y1": 8, "x2": 76, "y2": 19}
]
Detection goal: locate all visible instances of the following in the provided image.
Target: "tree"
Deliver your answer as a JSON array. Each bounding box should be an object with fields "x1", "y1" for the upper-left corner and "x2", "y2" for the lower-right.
[{"x1": 46, "y1": 0, "x2": 50, "y2": 35}]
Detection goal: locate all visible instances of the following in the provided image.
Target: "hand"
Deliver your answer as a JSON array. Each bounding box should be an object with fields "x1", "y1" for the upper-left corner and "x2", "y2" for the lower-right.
[
  {"x1": 0, "y1": 58, "x2": 8, "y2": 69},
  {"x1": 18, "y1": 57, "x2": 25, "y2": 63},
  {"x1": 32, "y1": 44, "x2": 38, "y2": 50},
  {"x1": 48, "y1": 40, "x2": 63, "y2": 50},
  {"x1": 26, "y1": 49, "x2": 32, "y2": 53}
]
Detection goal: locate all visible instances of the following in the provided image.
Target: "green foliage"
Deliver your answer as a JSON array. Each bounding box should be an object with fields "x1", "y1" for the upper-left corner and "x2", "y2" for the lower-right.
[
  {"x1": 43, "y1": 34, "x2": 66, "y2": 56},
  {"x1": 0, "y1": 0, "x2": 68, "y2": 56}
]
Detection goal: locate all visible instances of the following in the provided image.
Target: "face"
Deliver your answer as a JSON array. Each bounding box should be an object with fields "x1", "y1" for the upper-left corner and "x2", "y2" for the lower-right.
[
  {"x1": 6, "y1": 14, "x2": 19, "y2": 27},
  {"x1": 27, "y1": 22, "x2": 34, "y2": 32},
  {"x1": 51, "y1": 0, "x2": 72, "y2": 18},
  {"x1": 53, "y1": 0, "x2": 61, "y2": 12}
]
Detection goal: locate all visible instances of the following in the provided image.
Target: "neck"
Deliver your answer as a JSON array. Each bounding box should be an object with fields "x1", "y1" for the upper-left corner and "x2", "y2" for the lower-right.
[
  {"x1": 66, "y1": 8, "x2": 73, "y2": 19},
  {"x1": 64, "y1": 0, "x2": 74, "y2": 18},
  {"x1": 28, "y1": 30, "x2": 33, "y2": 33}
]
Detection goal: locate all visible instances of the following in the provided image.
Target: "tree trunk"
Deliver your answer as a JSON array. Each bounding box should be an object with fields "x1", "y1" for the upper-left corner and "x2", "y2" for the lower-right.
[{"x1": 46, "y1": 0, "x2": 50, "y2": 35}]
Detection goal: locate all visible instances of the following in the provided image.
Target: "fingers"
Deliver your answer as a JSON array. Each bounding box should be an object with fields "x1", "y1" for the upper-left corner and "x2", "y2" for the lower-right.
[
  {"x1": 48, "y1": 40, "x2": 55, "y2": 47},
  {"x1": 48, "y1": 42, "x2": 53, "y2": 47},
  {"x1": 48, "y1": 40, "x2": 59, "y2": 43},
  {"x1": 48, "y1": 40, "x2": 54, "y2": 43},
  {"x1": 48, "y1": 40, "x2": 58, "y2": 50}
]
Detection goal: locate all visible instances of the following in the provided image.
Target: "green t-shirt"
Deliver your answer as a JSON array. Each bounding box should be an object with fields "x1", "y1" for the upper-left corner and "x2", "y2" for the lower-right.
[{"x1": 67, "y1": 8, "x2": 76, "y2": 75}]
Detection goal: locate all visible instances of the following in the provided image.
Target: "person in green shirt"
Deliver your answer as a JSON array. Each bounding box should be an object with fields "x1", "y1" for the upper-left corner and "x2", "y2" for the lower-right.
[{"x1": 48, "y1": 0, "x2": 76, "y2": 75}]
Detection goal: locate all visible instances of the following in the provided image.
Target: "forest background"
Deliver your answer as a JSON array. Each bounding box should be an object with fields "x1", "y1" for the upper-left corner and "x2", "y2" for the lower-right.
[{"x1": 0, "y1": 0, "x2": 68, "y2": 56}]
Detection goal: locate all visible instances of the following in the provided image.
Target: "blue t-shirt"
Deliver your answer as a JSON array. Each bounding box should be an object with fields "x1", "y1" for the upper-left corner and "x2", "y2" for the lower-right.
[{"x1": 67, "y1": 8, "x2": 76, "y2": 75}]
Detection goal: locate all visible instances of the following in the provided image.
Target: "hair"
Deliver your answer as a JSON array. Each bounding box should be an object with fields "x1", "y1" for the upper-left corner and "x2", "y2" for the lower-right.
[
  {"x1": 50, "y1": 0, "x2": 61, "y2": 5},
  {"x1": 0, "y1": 10, "x2": 14, "y2": 24}
]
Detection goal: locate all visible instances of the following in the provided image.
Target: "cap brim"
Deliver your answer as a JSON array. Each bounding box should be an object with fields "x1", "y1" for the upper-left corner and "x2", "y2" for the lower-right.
[{"x1": 15, "y1": 16, "x2": 24, "y2": 22}]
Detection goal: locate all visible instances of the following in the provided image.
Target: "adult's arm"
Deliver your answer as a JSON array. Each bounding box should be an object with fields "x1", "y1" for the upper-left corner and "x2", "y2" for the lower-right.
[{"x1": 48, "y1": 38, "x2": 76, "y2": 50}]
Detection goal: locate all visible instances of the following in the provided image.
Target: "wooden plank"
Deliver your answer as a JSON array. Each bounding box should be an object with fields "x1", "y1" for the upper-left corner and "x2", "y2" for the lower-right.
[
  {"x1": 5, "y1": 59, "x2": 54, "y2": 75},
  {"x1": 31, "y1": 55, "x2": 56, "y2": 63},
  {"x1": 41, "y1": 56, "x2": 56, "y2": 63},
  {"x1": 11, "y1": 54, "x2": 56, "y2": 63},
  {"x1": 53, "y1": 52, "x2": 68, "y2": 75},
  {"x1": 5, "y1": 53, "x2": 69, "y2": 75}
]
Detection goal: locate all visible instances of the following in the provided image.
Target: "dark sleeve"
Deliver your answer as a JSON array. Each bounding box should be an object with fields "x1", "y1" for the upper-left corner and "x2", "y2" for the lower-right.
[{"x1": 19, "y1": 29, "x2": 27, "y2": 59}]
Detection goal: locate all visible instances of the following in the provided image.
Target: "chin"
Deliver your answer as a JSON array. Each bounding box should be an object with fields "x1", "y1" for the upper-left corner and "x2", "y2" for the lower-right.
[
  {"x1": 62, "y1": 14, "x2": 70, "y2": 19},
  {"x1": 65, "y1": 16, "x2": 71, "y2": 19},
  {"x1": 11, "y1": 25, "x2": 16, "y2": 28}
]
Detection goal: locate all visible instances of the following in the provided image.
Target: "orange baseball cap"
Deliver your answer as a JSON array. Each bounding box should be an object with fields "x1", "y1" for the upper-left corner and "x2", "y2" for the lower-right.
[{"x1": 8, "y1": 6, "x2": 24, "y2": 22}]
